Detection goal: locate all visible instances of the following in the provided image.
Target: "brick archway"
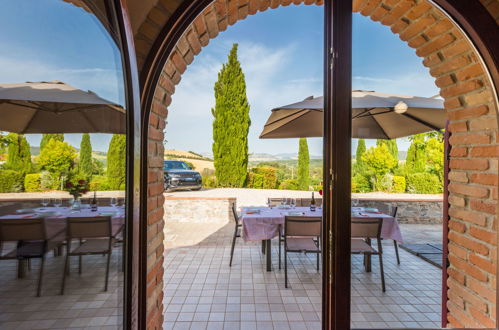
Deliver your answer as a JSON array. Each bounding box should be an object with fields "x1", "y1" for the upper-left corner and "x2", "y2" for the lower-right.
[{"x1": 143, "y1": 0, "x2": 498, "y2": 328}]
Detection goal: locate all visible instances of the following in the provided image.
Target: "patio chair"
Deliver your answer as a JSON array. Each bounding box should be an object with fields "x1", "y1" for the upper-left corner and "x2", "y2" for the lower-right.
[
  {"x1": 351, "y1": 218, "x2": 386, "y2": 292},
  {"x1": 391, "y1": 206, "x2": 400, "y2": 264},
  {"x1": 0, "y1": 217, "x2": 64, "y2": 296},
  {"x1": 229, "y1": 203, "x2": 241, "y2": 267},
  {"x1": 280, "y1": 216, "x2": 322, "y2": 288},
  {"x1": 267, "y1": 198, "x2": 284, "y2": 207},
  {"x1": 60, "y1": 216, "x2": 114, "y2": 294}
]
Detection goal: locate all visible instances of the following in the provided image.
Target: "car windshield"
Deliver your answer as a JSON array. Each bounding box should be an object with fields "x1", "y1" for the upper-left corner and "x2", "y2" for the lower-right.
[{"x1": 164, "y1": 161, "x2": 189, "y2": 170}]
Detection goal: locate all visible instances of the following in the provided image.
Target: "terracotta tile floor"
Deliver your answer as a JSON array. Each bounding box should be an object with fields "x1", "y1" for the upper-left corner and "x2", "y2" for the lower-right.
[
  {"x1": 163, "y1": 222, "x2": 442, "y2": 330},
  {"x1": 0, "y1": 243, "x2": 124, "y2": 329}
]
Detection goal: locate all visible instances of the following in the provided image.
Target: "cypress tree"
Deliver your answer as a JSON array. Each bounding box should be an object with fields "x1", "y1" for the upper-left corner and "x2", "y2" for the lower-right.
[
  {"x1": 6, "y1": 133, "x2": 32, "y2": 175},
  {"x1": 297, "y1": 137, "x2": 310, "y2": 190},
  {"x1": 40, "y1": 134, "x2": 64, "y2": 150},
  {"x1": 212, "y1": 43, "x2": 251, "y2": 187},
  {"x1": 107, "y1": 134, "x2": 126, "y2": 190},
  {"x1": 79, "y1": 133, "x2": 93, "y2": 179},
  {"x1": 356, "y1": 139, "x2": 367, "y2": 165}
]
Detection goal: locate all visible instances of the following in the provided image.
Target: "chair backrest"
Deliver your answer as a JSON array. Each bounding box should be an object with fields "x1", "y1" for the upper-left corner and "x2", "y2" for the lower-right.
[
  {"x1": 391, "y1": 206, "x2": 398, "y2": 218},
  {"x1": 66, "y1": 216, "x2": 111, "y2": 239},
  {"x1": 298, "y1": 198, "x2": 323, "y2": 207},
  {"x1": 268, "y1": 198, "x2": 283, "y2": 207},
  {"x1": 231, "y1": 203, "x2": 239, "y2": 225},
  {"x1": 284, "y1": 216, "x2": 322, "y2": 237},
  {"x1": 0, "y1": 218, "x2": 46, "y2": 242},
  {"x1": 351, "y1": 218, "x2": 382, "y2": 239}
]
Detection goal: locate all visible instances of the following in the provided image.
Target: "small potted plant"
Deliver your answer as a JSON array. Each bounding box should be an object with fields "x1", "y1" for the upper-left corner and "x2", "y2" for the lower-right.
[{"x1": 65, "y1": 179, "x2": 89, "y2": 210}]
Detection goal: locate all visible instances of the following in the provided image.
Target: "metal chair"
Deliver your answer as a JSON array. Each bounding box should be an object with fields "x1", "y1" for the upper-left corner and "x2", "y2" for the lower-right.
[
  {"x1": 297, "y1": 198, "x2": 323, "y2": 207},
  {"x1": 61, "y1": 216, "x2": 114, "y2": 294},
  {"x1": 229, "y1": 203, "x2": 241, "y2": 267},
  {"x1": 267, "y1": 198, "x2": 284, "y2": 207},
  {"x1": 351, "y1": 218, "x2": 386, "y2": 292},
  {"x1": 0, "y1": 217, "x2": 64, "y2": 296},
  {"x1": 280, "y1": 216, "x2": 322, "y2": 288},
  {"x1": 391, "y1": 206, "x2": 400, "y2": 264}
]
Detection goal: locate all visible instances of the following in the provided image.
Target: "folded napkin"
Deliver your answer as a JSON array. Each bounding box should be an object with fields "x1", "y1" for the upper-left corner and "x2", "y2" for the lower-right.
[{"x1": 287, "y1": 212, "x2": 305, "y2": 216}]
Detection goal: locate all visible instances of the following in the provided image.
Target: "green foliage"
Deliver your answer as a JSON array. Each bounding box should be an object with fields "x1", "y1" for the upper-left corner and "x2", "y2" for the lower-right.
[
  {"x1": 0, "y1": 132, "x2": 9, "y2": 155},
  {"x1": 426, "y1": 137, "x2": 444, "y2": 182},
  {"x1": 79, "y1": 133, "x2": 93, "y2": 179},
  {"x1": 40, "y1": 134, "x2": 64, "y2": 150},
  {"x1": 279, "y1": 179, "x2": 299, "y2": 190},
  {"x1": 361, "y1": 144, "x2": 396, "y2": 190},
  {"x1": 40, "y1": 171, "x2": 59, "y2": 190},
  {"x1": 355, "y1": 139, "x2": 366, "y2": 166},
  {"x1": 5, "y1": 133, "x2": 32, "y2": 175},
  {"x1": 407, "y1": 172, "x2": 442, "y2": 193},
  {"x1": 247, "y1": 167, "x2": 277, "y2": 189},
  {"x1": 89, "y1": 175, "x2": 112, "y2": 191},
  {"x1": 107, "y1": 134, "x2": 126, "y2": 190},
  {"x1": 202, "y1": 175, "x2": 217, "y2": 188},
  {"x1": 212, "y1": 43, "x2": 251, "y2": 187},
  {"x1": 297, "y1": 137, "x2": 310, "y2": 190},
  {"x1": 24, "y1": 173, "x2": 42, "y2": 192},
  {"x1": 392, "y1": 175, "x2": 406, "y2": 193},
  {"x1": 92, "y1": 158, "x2": 105, "y2": 175},
  {"x1": 0, "y1": 170, "x2": 23, "y2": 192},
  {"x1": 377, "y1": 139, "x2": 398, "y2": 161},
  {"x1": 247, "y1": 172, "x2": 264, "y2": 189},
  {"x1": 352, "y1": 174, "x2": 372, "y2": 193},
  {"x1": 406, "y1": 134, "x2": 427, "y2": 173},
  {"x1": 37, "y1": 139, "x2": 77, "y2": 176}
]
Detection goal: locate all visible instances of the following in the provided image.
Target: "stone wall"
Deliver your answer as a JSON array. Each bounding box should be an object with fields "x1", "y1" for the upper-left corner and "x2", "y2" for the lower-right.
[
  {"x1": 142, "y1": 0, "x2": 498, "y2": 328},
  {"x1": 357, "y1": 198, "x2": 443, "y2": 224},
  {"x1": 163, "y1": 197, "x2": 236, "y2": 223}
]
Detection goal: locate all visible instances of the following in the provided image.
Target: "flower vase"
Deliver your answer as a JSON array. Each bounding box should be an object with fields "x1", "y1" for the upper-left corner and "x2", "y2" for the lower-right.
[{"x1": 71, "y1": 197, "x2": 81, "y2": 211}]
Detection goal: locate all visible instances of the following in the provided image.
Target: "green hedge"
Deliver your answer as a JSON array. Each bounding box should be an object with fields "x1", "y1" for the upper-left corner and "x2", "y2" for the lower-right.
[
  {"x1": 89, "y1": 175, "x2": 111, "y2": 191},
  {"x1": 392, "y1": 175, "x2": 406, "y2": 193},
  {"x1": 0, "y1": 170, "x2": 23, "y2": 193},
  {"x1": 407, "y1": 172, "x2": 442, "y2": 194},
  {"x1": 24, "y1": 173, "x2": 42, "y2": 192},
  {"x1": 248, "y1": 167, "x2": 277, "y2": 189},
  {"x1": 278, "y1": 179, "x2": 299, "y2": 190},
  {"x1": 352, "y1": 174, "x2": 371, "y2": 193}
]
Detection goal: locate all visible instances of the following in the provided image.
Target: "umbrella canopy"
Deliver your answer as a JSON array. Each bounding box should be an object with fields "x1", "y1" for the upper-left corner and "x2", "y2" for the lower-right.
[
  {"x1": 260, "y1": 90, "x2": 446, "y2": 139},
  {"x1": 0, "y1": 81, "x2": 125, "y2": 134}
]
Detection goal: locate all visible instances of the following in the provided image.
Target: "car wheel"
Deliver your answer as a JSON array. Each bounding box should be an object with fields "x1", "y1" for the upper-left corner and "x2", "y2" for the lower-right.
[{"x1": 192, "y1": 187, "x2": 202, "y2": 191}]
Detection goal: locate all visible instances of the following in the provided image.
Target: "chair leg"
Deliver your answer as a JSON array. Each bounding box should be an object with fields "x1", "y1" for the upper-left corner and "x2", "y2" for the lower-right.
[
  {"x1": 61, "y1": 254, "x2": 69, "y2": 295},
  {"x1": 284, "y1": 249, "x2": 288, "y2": 288},
  {"x1": 393, "y1": 240, "x2": 400, "y2": 265},
  {"x1": 379, "y1": 253, "x2": 386, "y2": 292},
  {"x1": 278, "y1": 237, "x2": 281, "y2": 270},
  {"x1": 36, "y1": 257, "x2": 45, "y2": 297},
  {"x1": 261, "y1": 240, "x2": 266, "y2": 254},
  {"x1": 229, "y1": 229, "x2": 237, "y2": 267},
  {"x1": 316, "y1": 252, "x2": 319, "y2": 272},
  {"x1": 104, "y1": 252, "x2": 111, "y2": 292}
]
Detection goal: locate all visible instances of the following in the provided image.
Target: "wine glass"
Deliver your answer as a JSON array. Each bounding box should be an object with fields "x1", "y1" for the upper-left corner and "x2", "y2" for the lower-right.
[
  {"x1": 290, "y1": 198, "x2": 296, "y2": 209},
  {"x1": 53, "y1": 198, "x2": 62, "y2": 208},
  {"x1": 352, "y1": 198, "x2": 359, "y2": 209},
  {"x1": 266, "y1": 198, "x2": 272, "y2": 209},
  {"x1": 110, "y1": 197, "x2": 118, "y2": 208},
  {"x1": 41, "y1": 197, "x2": 50, "y2": 207}
]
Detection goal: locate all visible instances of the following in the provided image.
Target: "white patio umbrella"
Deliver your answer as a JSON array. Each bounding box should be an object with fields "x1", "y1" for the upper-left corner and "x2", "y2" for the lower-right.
[
  {"x1": 260, "y1": 90, "x2": 446, "y2": 139},
  {"x1": 0, "y1": 81, "x2": 125, "y2": 134}
]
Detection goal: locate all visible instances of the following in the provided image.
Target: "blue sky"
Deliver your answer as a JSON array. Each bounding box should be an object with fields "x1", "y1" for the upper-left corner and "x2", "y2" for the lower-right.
[{"x1": 0, "y1": 2, "x2": 439, "y2": 155}]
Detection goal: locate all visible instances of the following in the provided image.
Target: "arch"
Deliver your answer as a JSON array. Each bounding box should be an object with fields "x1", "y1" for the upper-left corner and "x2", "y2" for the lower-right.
[{"x1": 141, "y1": 0, "x2": 499, "y2": 328}]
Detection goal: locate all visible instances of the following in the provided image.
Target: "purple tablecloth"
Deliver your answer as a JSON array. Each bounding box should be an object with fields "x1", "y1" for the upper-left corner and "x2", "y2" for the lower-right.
[
  {"x1": 0, "y1": 206, "x2": 125, "y2": 238},
  {"x1": 241, "y1": 206, "x2": 403, "y2": 243}
]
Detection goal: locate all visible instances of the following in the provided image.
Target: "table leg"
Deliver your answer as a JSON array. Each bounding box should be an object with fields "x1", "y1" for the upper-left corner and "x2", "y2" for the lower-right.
[
  {"x1": 365, "y1": 238, "x2": 372, "y2": 272},
  {"x1": 17, "y1": 259, "x2": 25, "y2": 278},
  {"x1": 261, "y1": 240, "x2": 266, "y2": 255},
  {"x1": 266, "y1": 239, "x2": 271, "y2": 272}
]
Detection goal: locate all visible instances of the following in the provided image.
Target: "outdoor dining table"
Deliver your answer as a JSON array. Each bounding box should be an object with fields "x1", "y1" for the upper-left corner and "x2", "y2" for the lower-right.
[
  {"x1": 240, "y1": 206, "x2": 403, "y2": 272},
  {"x1": 0, "y1": 206, "x2": 126, "y2": 277}
]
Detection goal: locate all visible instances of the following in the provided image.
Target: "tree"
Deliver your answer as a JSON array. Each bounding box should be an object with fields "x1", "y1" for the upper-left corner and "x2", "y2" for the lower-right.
[
  {"x1": 37, "y1": 139, "x2": 77, "y2": 185},
  {"x1": 425, "y1": 137, "x2": 444, "y2": 182},
  {"x1": 297, "y1": 137, "x2": 310, "y2": 190},
  {"x1": 356, "y1": 139, "x2": 366, "y2": 164},
  {"x1": 362, "y1": 144, "x2": 397, "y2": 191},
  {"x1": 376, "y1": 139, "x2": 398, "y2": 162},
  {"x1": 5, "y1": 133, "x2": 32, "y2": 175},
  {"x1": 107, "y1": 134, "x2": 126, "y2": 190},
  {"x1": 40, "y1": 134, "x2": 64, "y2": 151},
  {"x1": 79, "y1": 133, "x2": 93, "y2": 179},
  {"x1": 406, "y1": 133, "x2": 427, "y2": 173},
  {"x1": 0, "y1": 132, "x2": 9, "y2": 154},
  {"x1": 212, "y1": 43, "x2": 251, "y2": 187}
]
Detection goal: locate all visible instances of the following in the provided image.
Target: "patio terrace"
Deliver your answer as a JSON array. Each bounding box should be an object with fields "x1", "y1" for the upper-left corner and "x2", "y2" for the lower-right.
[{"x1": 163, "y1": 221, "x2": 442, "y2": 330}]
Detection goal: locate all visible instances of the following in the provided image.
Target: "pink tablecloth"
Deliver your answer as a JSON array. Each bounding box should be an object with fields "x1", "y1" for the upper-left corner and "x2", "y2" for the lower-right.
[
  {"x1": 0, "y1": 206, "x2": 125, "y2": 238},
  {"x1": 241, "y1": 206, "x2": 403, "y2": 243}
]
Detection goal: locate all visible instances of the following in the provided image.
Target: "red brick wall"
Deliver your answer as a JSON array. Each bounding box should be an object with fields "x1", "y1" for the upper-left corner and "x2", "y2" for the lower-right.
[{"x1": 140, "y1": 0, "x2": 499, "y2": 328}]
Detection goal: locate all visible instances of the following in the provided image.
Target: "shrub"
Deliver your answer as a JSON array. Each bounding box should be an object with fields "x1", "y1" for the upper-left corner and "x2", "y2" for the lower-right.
[
  {"x1": 392, "y1": 176, "x2": 406, "y2": 193},
  {"x1": 379, "y1": 173, "x2": 394, "y2": 192},
  {"x1": 89, "y1": 175, "x2": 112, "y2": 191},
  {"x1": 247, "y1": 172, "x2": 264, "y2": 189},
  {"x1": 24, "y1": 173, "x2": 42, "y2": 192},
  {"x1": 202, "y1": 175, "x2": 217, "y2": 188},
  {"x1": 40, "y1": 171, "x2": 59, "y2": 190},
  {"x1": 0, "y1": 170, "x2": 23, "y2": 193},
  {"x1": 247, "y1": 167, "x2": 277, "y2": 189},
  {"x1": 352, "y1": 174, "x2": 371, "y2": 193},
  {"x1": 279, "y1": 179, "x2": 299, "y2": 190},
  {"x1": 407, "y1": 173, "x2": 442, "y2": 194}
]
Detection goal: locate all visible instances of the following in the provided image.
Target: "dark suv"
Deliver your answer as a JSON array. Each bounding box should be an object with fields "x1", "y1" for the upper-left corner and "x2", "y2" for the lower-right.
[{"x1": 163, "y1": 160, "x2": 202, "y2": 191}]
